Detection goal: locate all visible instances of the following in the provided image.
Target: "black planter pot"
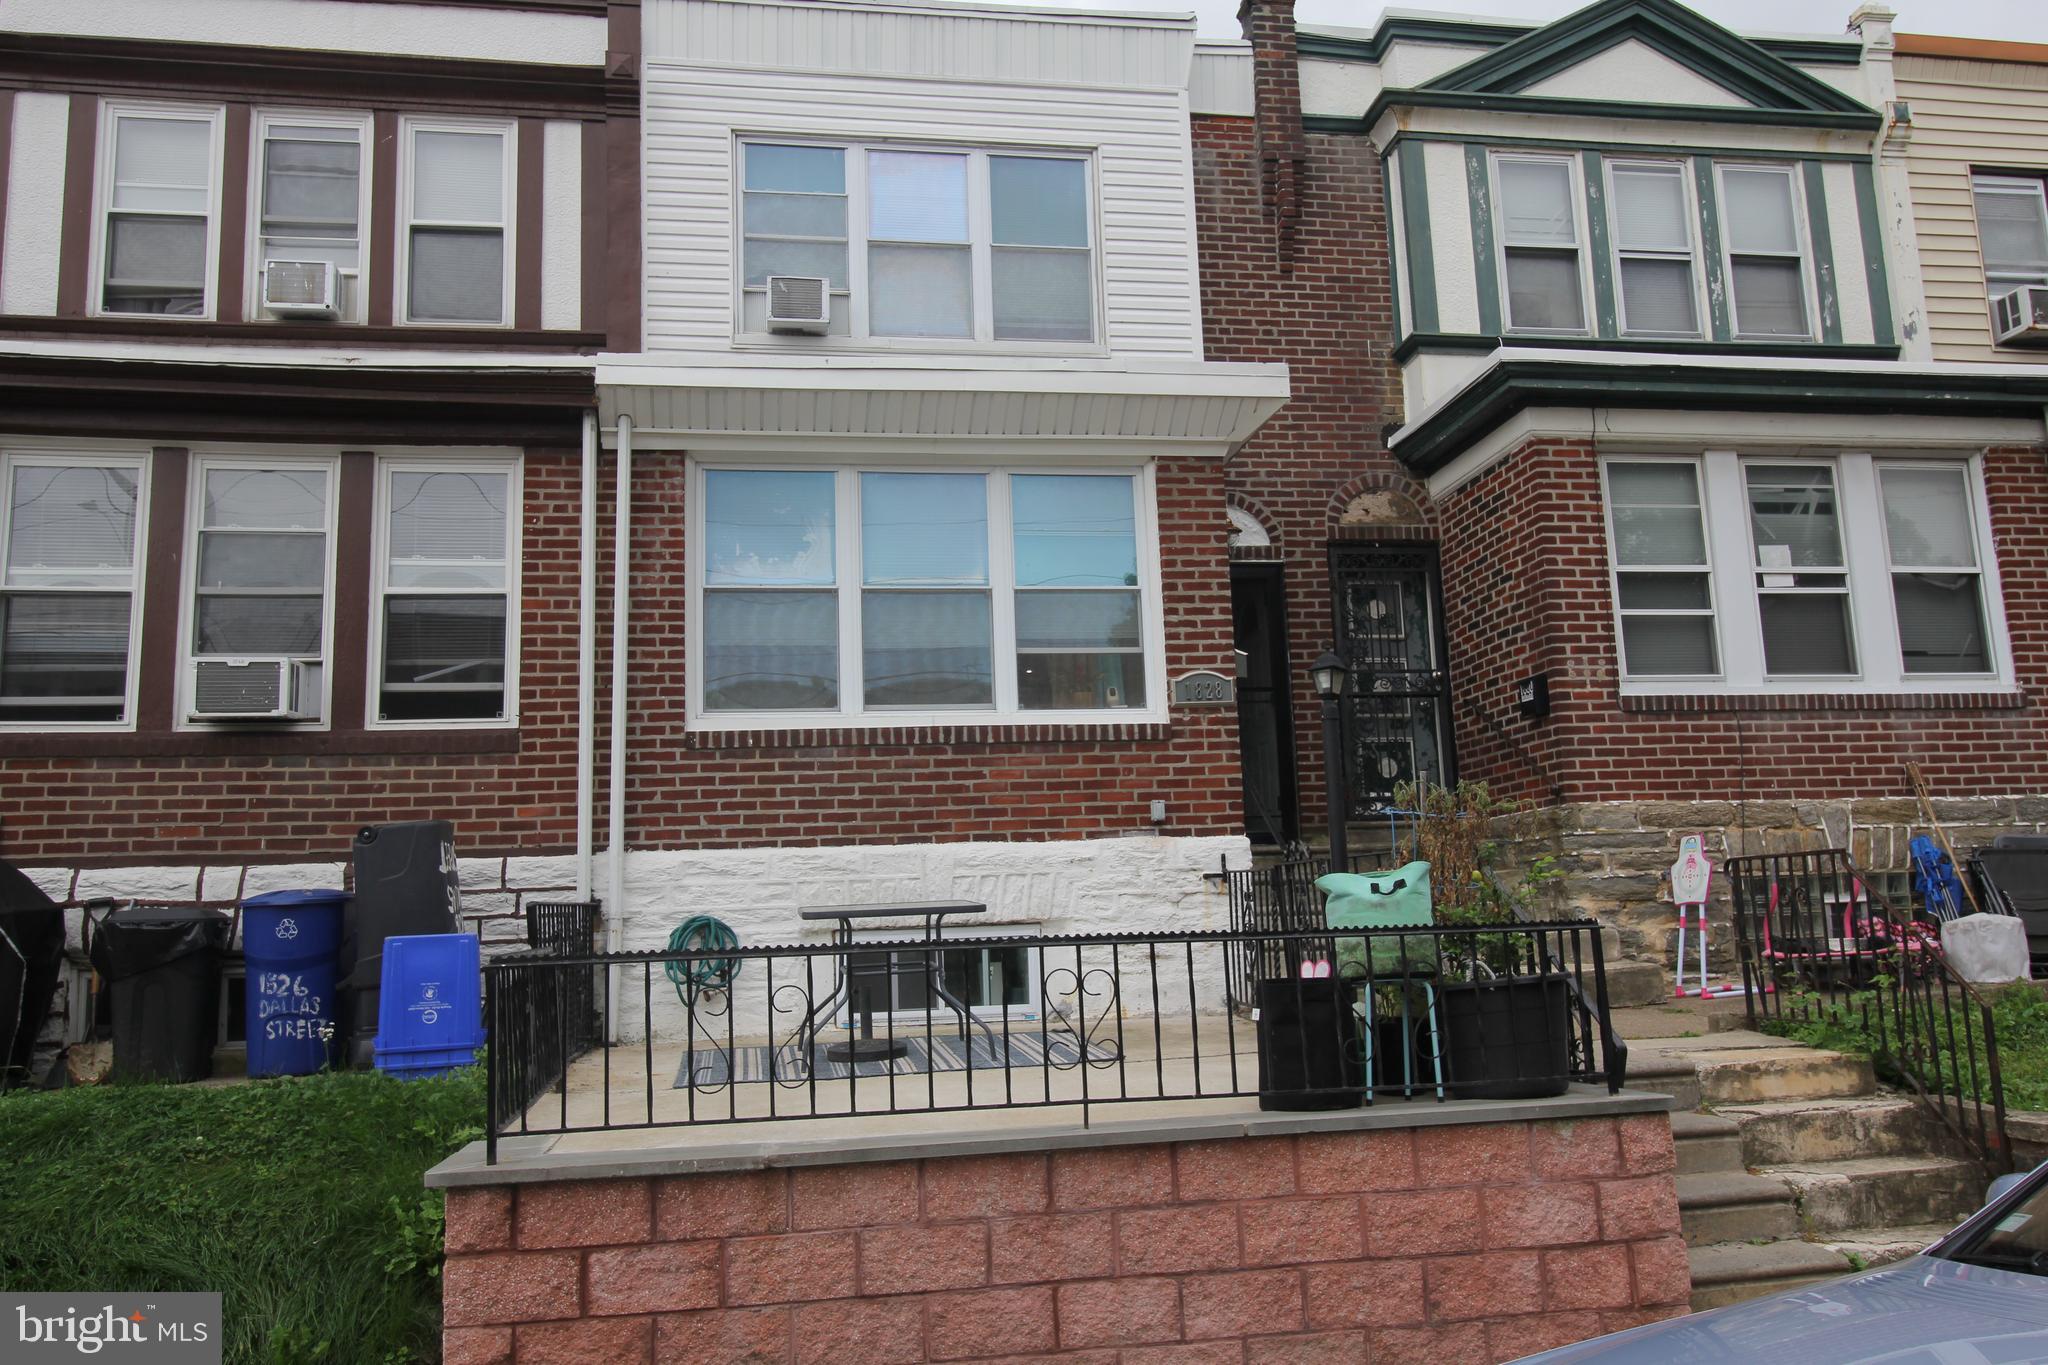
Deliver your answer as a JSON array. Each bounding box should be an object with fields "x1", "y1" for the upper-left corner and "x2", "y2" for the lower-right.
[
  {"x1": 1440, "y1": 974, "x2": 1572, "y2": 1101},
  {"x1": 1254, "y1": 977, "x2": 1363, "y2": 1112}
]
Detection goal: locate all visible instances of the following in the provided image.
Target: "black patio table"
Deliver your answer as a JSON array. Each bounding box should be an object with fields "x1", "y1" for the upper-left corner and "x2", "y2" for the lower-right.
[{"x1": 795, "y1": 900, "x2": 991, "y2": 1063}]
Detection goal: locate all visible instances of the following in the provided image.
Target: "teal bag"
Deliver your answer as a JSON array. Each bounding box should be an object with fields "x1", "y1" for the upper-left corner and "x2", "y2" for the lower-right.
[{"x1": 1316, "y1": 862, "x2": 1434, "y2": 975}]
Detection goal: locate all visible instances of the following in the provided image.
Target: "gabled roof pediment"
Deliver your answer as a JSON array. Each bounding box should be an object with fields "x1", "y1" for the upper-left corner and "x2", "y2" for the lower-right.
[{"x1": 1418, "y1": 0, "x2": 1872, "y2": 117}]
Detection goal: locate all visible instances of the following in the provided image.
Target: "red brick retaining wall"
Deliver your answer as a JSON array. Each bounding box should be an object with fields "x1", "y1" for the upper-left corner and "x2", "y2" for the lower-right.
[{"x1": 440, "y1": 1114, "x2": 1689, "y2": 1363}]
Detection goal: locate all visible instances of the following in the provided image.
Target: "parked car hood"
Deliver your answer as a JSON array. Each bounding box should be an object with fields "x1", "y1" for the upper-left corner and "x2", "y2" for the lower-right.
[{"x1": 1515, "y1": 1256, "x2": 2048, "y2": 1363}]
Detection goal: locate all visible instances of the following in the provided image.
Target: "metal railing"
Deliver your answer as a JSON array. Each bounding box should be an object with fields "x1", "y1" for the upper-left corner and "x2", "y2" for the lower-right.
[
  {"x1": 486, "y1": 900, "x2": 603, "y2": 1122},
  {"x1": 1730, "y1": 849, "x2": 2012, "y2": 1175},
  {"x1": 481, "y1": 922, "x2": 1625, "y2": 1163}
]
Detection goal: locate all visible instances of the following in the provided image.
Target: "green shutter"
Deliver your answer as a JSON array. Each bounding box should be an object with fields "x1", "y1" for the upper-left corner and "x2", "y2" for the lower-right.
[
  {"x1": 1399, "y1": 145, "x2": 1439, "y2": 334},
  {"x1": 1584, "y1": 150, "x2": 1618, "y2": 339},
  {"x1": 1466, "y1": 144, "x2": 1501, "y2": 337},
  {"x1": 1853, "y1": 160, "x2": 1895, "y2": 346},
  {"x1": 1694, "y1": 158, "x2": 1731, "y2": 343},
  {"x1": 1802, "y1": 161, "x2": 1842, "y2": 345}
]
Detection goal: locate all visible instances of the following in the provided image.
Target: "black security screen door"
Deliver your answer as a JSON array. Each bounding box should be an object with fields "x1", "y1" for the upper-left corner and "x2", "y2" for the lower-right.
[
  {"x1": 1330, "y1": 544, "x2": 1453, "y2": 817},
  {"x1": 1230, "y1": 565, "x2": 1298, "y2": 845}
]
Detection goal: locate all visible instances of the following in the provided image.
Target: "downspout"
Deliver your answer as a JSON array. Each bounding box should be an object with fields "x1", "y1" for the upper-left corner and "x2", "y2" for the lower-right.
[
  {"x1": 576, "y1": 410, "x2": 597, "y2": 905},
  {"x1": 606, "y1": 415, "x2": 633, "y2": 1038}
]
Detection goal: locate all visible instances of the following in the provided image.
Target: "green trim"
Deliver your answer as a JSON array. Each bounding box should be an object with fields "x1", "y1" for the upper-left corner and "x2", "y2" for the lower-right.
[
  {"x1": 1583, "y1": 150, "x2": 1619, "y2": 339},
  {"x1": 1389, "y1": 331, "x2": 1901, "y2": 363},
  {"x1": 1383, "y1": 130, "x2": 1875, "y2": 164},
  {"x1": 1385, "y1": 151, "x2": 1407, "y2": 350},
  {"x1": 1466, "y1": 144, "x2": 1502, "y2": 337},
  {"x1": 1303, "y1": 115, "x2": 1372, "y2": 136},
  {"x1": 1803, "y1": 160, "x2": 1842, "y2": 346},
  {"x1": 1293, "y1": 18, "x2": 1861, "y2": 67},
  {"x1": 1693, "y1": 158, "x2": 1731, "y2": 343},
  {"x1": 1362, "y1": 88, "x2": 1883, "y2": 135},
  {"x1": 1853, "y1": 160, "x2": 1896, "y2": 347},
  {"x1": 1390, "y1": 357, "x2": 2048, "y2": 476},
  {"x1": 1398, "y1": 145, "x2": 1439, "y2": 334}
]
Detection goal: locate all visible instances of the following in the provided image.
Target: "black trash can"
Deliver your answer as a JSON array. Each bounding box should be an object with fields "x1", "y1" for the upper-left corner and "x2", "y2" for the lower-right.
[
  {"x1": 0, "y1": 859, "x2": 66, "y2": 1089},
  {"x1": 340, "y1": 821, "x2": 461, "y2": 1067},
  {"x1": 1255, "y1": 977, "x2": 1362, "y2": 1112},
  {"x1": 87, "y1": 907, "x2": 230, "y2": 1083}
]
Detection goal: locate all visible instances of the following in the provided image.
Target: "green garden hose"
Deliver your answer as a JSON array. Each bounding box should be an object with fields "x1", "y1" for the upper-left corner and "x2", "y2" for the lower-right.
[{"x1": 664, "y1": 916, "x2": 741, "y2": 1003}]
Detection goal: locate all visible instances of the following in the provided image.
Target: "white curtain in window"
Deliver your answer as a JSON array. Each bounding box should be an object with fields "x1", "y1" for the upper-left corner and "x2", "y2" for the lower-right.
[
  {"x1": 1498, "y1": 160, "x2": 1575, "y2": 242},
  {"x1": 1881, "y1": 467, "x2": 1976, "y2": 568},
  {"x1": 1612, "y1": 167, "x2": 1689, "y2": 252},
  {"x1": 868, "y1": 151, "x2": 968, "y2": 242},
  {"x1": 414, "y1": 131, "x2": 503, "y2": 223},
  {"x1": 1721, "y1": 169, "x2": 1799, "y2": 255},
  {"x1": 112, "y1": 118, "x2": 210, "y2": 212},
  {"x1": 1976, "y1": 187, "x2": 2048, "y2": 276}
]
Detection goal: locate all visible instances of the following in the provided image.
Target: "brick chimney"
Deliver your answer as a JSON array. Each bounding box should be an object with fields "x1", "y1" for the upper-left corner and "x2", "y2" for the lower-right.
[{"x1": 1239, "y1": 0, "x2": 1307, "y2": 271}]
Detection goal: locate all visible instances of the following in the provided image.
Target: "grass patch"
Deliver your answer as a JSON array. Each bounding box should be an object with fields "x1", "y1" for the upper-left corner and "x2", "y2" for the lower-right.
[
  {"x1": 1762, "y1": 983, "x2": 2048, "y2": 1113},
  {"x1": 0, "y1": 1068, "x2": 484, "y2": 1364}
]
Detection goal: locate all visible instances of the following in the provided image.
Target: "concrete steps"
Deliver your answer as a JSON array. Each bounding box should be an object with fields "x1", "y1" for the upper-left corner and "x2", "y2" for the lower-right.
[
  {"x1": 1717, "y1": 1095, "x2": 1954, "y2": 1165},
  {"x1": 1671, "y1": 1111, "x2": 1742, "y2": 1175},
  {"x1": 1687, "y1": 1239, "x2": 1857, "y2": 1311},
  {"x1": 1768, "y1": 1154, "x2": 1985, "y2": 1234},
  {"x1": 1676, "y1": 1170, "x2": 1801, "y2": 1245}
]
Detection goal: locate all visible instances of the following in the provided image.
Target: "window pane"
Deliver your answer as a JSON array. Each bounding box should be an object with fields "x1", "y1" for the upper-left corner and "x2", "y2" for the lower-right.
[
  {"x1": 111, "y1": 117, "x2": 210, "y2": 212},
  {"x1": 1619, "y1": 616, "x2": 1716, "y2": 675},
  {"x1": 868, "y1": 243, "x2": 971, "y2": 338},
  {"x1": 745, "y1": 144, "x2": 845, "y2": 195},
  {"x1": 1016, "y1": 590, "x2": 1141, "y2": 649},
  {"x1": 704, "y1": 470, "x2": 835, "y2": 586},
  {"x1": 1505, "y1": 250, "x2": 1584, "y2": 330},
  {"x1": 1976, "y1": 186, "x2": 2048, "y2": 276},
  {"x1": 104, "y1": 217, "x2": 205, "y2": 314},
  {"x1": 1608, "y1": 462, "x2": 1699, "y2": 505},
  {"x1": 703, "y1": 590, "x2": 837, "y2": 710},
  {"x1": 199, "y1": 533, "x2": 325, "y2": 589},
  {"x1": 1017, "y1": 652, "x2": 1145, "y2": 709},
  {"x1": 0, "y1": 594, "x2": 131, "y2": 711},
  {"x1": 868, "y1": 150, "x2": 968, "y2": 242},
  {"x1": 1012, "y1": 475, "x2": 1138, "y2": 587},
  {"x1": 1731, "y1": 257, "x2": 1806, "y2": 336},
  {"x1": 1498, "y1": 160, "x2": 1576, "y2": 244},
  {"x1": 1616, "y1": 573, "x2": 1709, "y2": 610},
  {"x1": 1610, "y1": 507, "x2": 1706, "y2": 566},
  {"x1": 194, "y1": 596, "x2": 324, "y2": 655},
  {"x1": 381, "y1": 596, "x2": 507, "y2": 721},
  {"x1": 412, "y1": 130, "x2": 503, "y2": 223},
  {"x1": 1881, "y1": 466, "x2": 1977, "y2": 569},
  {"x1": 1748, "y1": 466, "x2": 1843, "y2": 569},
  {"x1": 741, "y1": 238, "x2": 848, "y2": 290},
  {"x1": 1722, "y1": 168, "x2": 1799, "y2": 255},
  {"x1": 1894, "y1": 574, "x2": 1989, "y2": 674},
  {"x1": 1612, "y1": 166, "x2": 1689, "y2": 252},
  {"x1": 1759, "y1": 595, "x2": 1853, "y2": 674},
  {"x1": 4, "y1": 466, "x2": 138, "y2": 586},
  {"x1": 262, "y1": 136, "x2": 360, "y2": 236},
  {"x1": 409, "y1": 227, "x2": 505, "y2": 323},
  {"x1": 993, "y1": 249, "x2": 1092, "y2": 341},
  {"x1": 742, "y1": 192, "x2": 848, "y2": 239},
  {"x1": 389, "y1": 470, "x2": 510, "y2": 583},
  {"x1": 861, "y1": 473, "x2": 986, "y2": 585},
  {"x1": 991, "y1": 156, "x2": 1088, "y2": 248},
  {"x1": 862, "y1": 591, "x2": 992, "y2": 706},
  {"x1": 205, "y1": 468, "x2": 327, "y2": 529},
  {"x1": 1620, "y1": 257, "x2": 1697, "y2": 334}
]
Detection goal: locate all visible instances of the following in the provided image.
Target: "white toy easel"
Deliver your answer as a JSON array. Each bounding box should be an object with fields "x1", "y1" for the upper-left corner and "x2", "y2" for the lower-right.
[{"x1": 1671, "y1": 835, "x2": 1743, "y2": 998}]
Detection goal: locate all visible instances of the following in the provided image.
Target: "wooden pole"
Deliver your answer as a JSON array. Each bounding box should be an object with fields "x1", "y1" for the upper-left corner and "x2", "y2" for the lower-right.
[{"x1": 1907, "y1": 762, "x2": 1986, "y2": 918}]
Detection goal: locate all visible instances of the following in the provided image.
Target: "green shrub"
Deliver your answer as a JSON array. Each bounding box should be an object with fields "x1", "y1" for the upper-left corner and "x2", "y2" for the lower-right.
[
  {"x1": 1762, "y1": 982, "x2": 2048, "y2": 1114},
  {"x1": 0, "y1": 1068, "x2": 484, "y2": 1364}
]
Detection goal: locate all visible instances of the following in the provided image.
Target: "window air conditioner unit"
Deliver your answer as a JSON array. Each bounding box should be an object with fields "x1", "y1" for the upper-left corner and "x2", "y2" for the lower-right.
[
  {"x1": 190, "y1": 658, "x2": 320, "y2": 722},
  {"x1": 766, "y1": 275, "x2": 830, "y2": 334},
  {"x1": 262, "y1": 259, "x2": 339, "y2": 319},
  {"x1": 1992, "y1": 285, "x2": 2048, "y2": 346}
]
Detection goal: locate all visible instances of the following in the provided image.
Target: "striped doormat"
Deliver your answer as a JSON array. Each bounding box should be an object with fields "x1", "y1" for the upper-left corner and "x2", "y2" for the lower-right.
[{"x1": 675, "y1": 1031, "x2": 1116, "y2": 1088}]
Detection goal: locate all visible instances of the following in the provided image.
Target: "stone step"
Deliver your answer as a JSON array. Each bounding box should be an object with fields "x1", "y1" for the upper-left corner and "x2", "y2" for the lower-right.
[
  {"x1": 1719, "y1": 1095, "x2": 1960, "y2": 1167},
  {"x1": 1693, "y1": 1047, "x2": 1877, "y2": 1106},
  {"x1": 1822, "y1": 1223, "x2": 1957, "y2": 1270},
  {"x1": 1766, "y1": 1154, "x2": 1986, "y2": 1235},
  {"x1": 1601, "y1": 958, "x2": 1670, "y2": 1008},
  {"x1": 1677, "y1": 1171, "x2": 1801, "y2": 1246},
  {"x1": 1624, "y1": 1053, "x2": 1703, "y2": 1111},
  {"x1": 1671, "y1": 1111, "x2": 1745, "y2": 1176},
  {"x1": 1687, "y1": 1239, "x2": 1856, "y2": 1311}
]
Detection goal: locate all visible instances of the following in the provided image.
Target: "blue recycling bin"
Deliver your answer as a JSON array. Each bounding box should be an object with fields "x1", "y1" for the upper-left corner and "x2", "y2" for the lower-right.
[
  {"x1": 241, "y1": 889, "x2": 347, "y2": 1078},
  {"x1": 373, "y1": 933, "x2": 484, "y2": 1078}
]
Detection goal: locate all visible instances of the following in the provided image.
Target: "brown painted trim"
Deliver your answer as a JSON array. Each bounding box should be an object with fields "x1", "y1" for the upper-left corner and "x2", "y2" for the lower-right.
[
  {"x1": 579, "y1": 118, "x2": 605, "y2": 337},
  {"x1": 0, "y1": 727, "x2": 522, "y2": 760},
  {"x1": 1895, "y1": 33, "x2": 2048, "y2": 65},
  {"x1": 605, "y1": 111, "x2": 640, "y2": 352},
  {"x1": 0, "y1": 36, "x2": 606, "y2": 120},
  {"x1": 217, "y1": 103, "x2": 252, "y2": 323},
  {"x1": 55, "y1": 94, "x2": 97, "y2": 319},
  {"x1": 318, "y1": 0, "x2": 605, "y2": 12},
  {"x1": 0, "y1": 92, "x2": 14, "y2": 294},
  {"x1": 0, "y1": 315, "x2": 603, "y2": 350},
  {"x1": 135, "y1": 447, "x2": 190, "y2": 732},
  {"x1": 329, "y1": 452, "x2": 378, "y2": 731},
  {"x1": 515, "y1": 117, "x2": 545, "y2": 332},
  {"x1": 368, "y1": 111, "x2": 399, "y2": 327}
]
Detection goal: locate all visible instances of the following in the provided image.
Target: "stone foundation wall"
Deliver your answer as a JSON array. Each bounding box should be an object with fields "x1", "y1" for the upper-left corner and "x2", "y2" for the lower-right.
[{"x1": 439, "y1": 1115, "x2": 1689, "y2": 1363}]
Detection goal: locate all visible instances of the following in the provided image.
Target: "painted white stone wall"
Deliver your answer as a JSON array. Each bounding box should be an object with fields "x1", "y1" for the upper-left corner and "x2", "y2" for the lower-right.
[{"x1": 2, "y1": 92, "x2": 69, "y2": 317}]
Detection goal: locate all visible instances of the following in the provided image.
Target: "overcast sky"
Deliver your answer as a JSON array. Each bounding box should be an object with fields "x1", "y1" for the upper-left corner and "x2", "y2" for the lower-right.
[{"x1": 1025, "y1": 0, "x2": 2048, "y2": 44}]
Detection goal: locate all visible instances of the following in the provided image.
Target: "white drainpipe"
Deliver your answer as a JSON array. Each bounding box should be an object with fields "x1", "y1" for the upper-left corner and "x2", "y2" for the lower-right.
[
  {"x1": 606, "y1": 415, "x2": 633, "y2": 1038},
  {"x1": 575, "y1": 410, "x2": 597, "y2": 904}
]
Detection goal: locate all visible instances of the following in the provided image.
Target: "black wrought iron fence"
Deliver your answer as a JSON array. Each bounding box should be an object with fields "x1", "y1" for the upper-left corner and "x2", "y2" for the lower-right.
[
  {"x1": 1729, "y1": 849, "x2": 2011, "y2": 1174},
  {"x1": 482, "y1": 922, "x2": 1625, "y2": 1163},
  {"x1": 487, "y1": 900, "x2": 602, "y2": 1121}
]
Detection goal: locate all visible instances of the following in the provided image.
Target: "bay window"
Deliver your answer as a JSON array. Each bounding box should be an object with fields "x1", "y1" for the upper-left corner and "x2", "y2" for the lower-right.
[
  {"x1": 373, "y1": 462, "x2": 517, "y2": 724},
  {"x1": 1718, "y1": 165, "x2": 1811, "y2": 339},
  {"x1": 98, "y1": 104, "x2": 222, "y2": 318},
  {"x1": 1494, "y1": 154, "x2": 1586, "y2": 334},
  {"x1": 0, "y1": 454, "x2": 146, "y2": 725},
  {"x1": 1601, "y1": 453, "x2": 2008, "y2": 694},
  {"x1": 694, "y1": 464, "x2": 1156, "y2": 724}
]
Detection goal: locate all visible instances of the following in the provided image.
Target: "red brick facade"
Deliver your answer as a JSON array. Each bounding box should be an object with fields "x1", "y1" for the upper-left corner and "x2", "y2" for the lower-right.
[{"x1": 440, "y1": 1115, "x2": 1689, "y2": 1363}]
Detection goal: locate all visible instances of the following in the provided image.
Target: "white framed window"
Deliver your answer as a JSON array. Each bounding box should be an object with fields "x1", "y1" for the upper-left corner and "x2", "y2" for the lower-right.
[
  {"x1": 94, "y1": 102, "x2": 224, "y2": 319},
  {"x1": 250, "y1": 111, "x2": 370, "y2": 323},
  {"x1": 1600, "y1": 452, "x2": 2011, "y2": 696},
  {"x1": 1608, "y1": 160, "x2": 1702, "y2": 338},
  {"x1": 1493, "y1": 153, "x2": 1587, "y2": 334},
  {"x1": 844, "y1": 927, "x2": 1044, "y2": 1025},
  {"x1": 688, "y1": 462, "x2": 1162, "y2": 728},
  {"x1": 737, "y1": 139, "x2": 1098, "y2": 347},
  {"x1": 400, "y1": 119, "x2": 513, "y2": 326},
  {"x1": 180, "y1": 457, "x2": 337, "y2": 726},
  {"x1": 1971, "y1": 174, "x2": 2048, "y2": 334},
  {"x1": 370, "y1": 458, "x2": 520, "y2": 727},
  {"x1": 0, "y1": 451, "x2": 147, "y2": 728},
  {"x1": 1717, "y1": 165, "x2": 1811, "y2": 340}
]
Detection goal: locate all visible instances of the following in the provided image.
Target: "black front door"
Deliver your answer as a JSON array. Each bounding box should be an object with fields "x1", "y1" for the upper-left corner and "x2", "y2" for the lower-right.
[
  {"x1": 1230, "y1": 564, "x2": 1298, "y2": 845},
  {"x1": 1330, "y1": 544, "x2": 1454, "y2": 817}
]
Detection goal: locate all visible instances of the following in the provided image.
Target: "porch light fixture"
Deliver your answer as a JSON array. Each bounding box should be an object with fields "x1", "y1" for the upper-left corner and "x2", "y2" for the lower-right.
[
  {"x1": 1309, "y1": 650, "x2": 1349, "y2": 700},
  {"x1": 1310, "y1": 648, "x2": 1350, "y2": 875}
]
